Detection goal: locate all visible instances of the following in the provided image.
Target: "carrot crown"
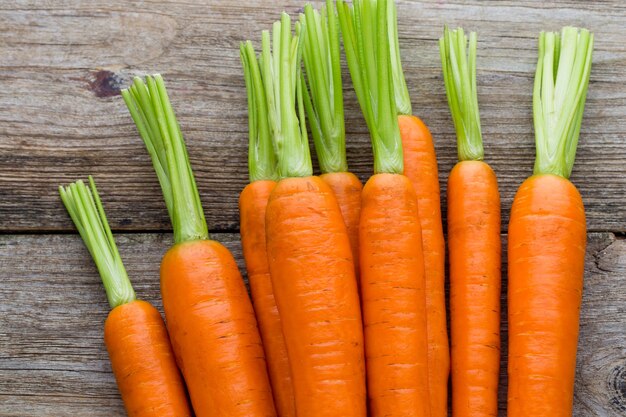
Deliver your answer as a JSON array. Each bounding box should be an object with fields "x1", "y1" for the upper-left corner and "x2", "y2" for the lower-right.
[
  {"x1": 300, "y1": 1, "x2": 347, "y2": 174},
  {"x1": 243, "y1": 13, "x2": 310, "y2": 179},
  {"x1": 59, "y1": 177, "x2": 136, "y2": 308},
  {"x1": 241, "y1": 41, "x2": 278, "y2": 182},
  {"x1": 122, "y1": 75, "x2": 209, "y2": 244},
  {"x1": 439, "y1": 26, "x2": 484, "y2": 161},
  {"x1": 533, "y1": 27, "x2": 593, "y2": 179},
  {"x1": 338, "y1": 0, "x2": 403, "y2": 175}
]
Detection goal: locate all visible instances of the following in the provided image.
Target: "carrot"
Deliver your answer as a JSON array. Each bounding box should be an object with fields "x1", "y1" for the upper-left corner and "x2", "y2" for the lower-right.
[
  {"x1": 240, "y1": 40, "x2": 295, "y2": 417},
  {"x1": 245, "y1": 14, "x2": 366, "y2": 417},
  {"x1": 301, "y1": 1, "x2": 363, "y2": 277},
  {"x1": 508, "y1": 27, "x2": 593, "y2": 417},
  {"x1": 59, "y1": 177, "x2": 191, "y2": 417},
  {"x1": 338, "y1": 1, "x2": 430, "y2": 415},
  {"x1": 122, "y1": 75, "x2": 276, "y2": 417},
  {"x1": 388, "y1": 3, "x2": 449, "y2": 414},
  {"x1": 440, "y1": 27, "x2": 501, "y2": 417}
]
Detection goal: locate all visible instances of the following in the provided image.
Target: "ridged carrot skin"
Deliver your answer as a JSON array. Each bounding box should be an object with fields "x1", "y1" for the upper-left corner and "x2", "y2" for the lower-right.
[
  {"x1": 447, "y1": 161, "x2": 501, "y2": 417},
  {"x1": 508, "y1": 174, "x2": 586, "y2": 416},
  {"x1": 161, "y1": 239, "x2": 277, "y2": 417},
  {"x1": 104, "y1": 300, "x2": 191, "y2": 417},
  {"x1": 360, "y1": 172, "x2": 430, "y2": 417},
  {"x1": 266, "y1": 176, "x2": 366, "y2": 417},
  {"x1": 240, "y1": 179, "x2": 296, "y2": 417},
  {"x1": 320, "y1": 172, "x2": 363, "y2": 278},
  {"x1": 399, "y1": 114, "x2": 449, "y2": 416}
]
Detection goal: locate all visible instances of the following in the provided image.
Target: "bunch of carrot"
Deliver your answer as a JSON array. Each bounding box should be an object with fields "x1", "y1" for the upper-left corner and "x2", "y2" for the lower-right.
[{"x1": 58, "y1": 1, "x2": 594, "y2": 416}]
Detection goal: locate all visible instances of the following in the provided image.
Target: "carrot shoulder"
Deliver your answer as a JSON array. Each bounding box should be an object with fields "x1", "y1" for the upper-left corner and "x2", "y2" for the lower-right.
[
  {"x1": 59, "y1": 178, "x2": 191, "y2": 417},
  {"x1": 301, "y1": 1, "x2": 363, "y2": 277},
  {"x1": 122, "y1": 75, "x2": 275, "y2": 417},
  {"x1": 440, "y1": 26, "x2": 501, "y2": 417},
  {"x1": 388, "y1": 2, "x2": 449, "y2": 413},
  {"x1": 508, "y1": 27, "x2": 593, "y2": 417},
  {"x1": 248, "y1": 14, "x2": 366, "y2": 417},
  {"x1": 338, "y1": 1, "x2": 430, "y2": 415},
  {"x1": 240, "y1": 38, "x2": 295, "y2": 417}
]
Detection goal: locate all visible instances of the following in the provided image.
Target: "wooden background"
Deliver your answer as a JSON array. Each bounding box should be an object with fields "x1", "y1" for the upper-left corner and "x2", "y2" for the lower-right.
[{"x1": 0, "y1": 0, "x2": 624, "y2": 415}]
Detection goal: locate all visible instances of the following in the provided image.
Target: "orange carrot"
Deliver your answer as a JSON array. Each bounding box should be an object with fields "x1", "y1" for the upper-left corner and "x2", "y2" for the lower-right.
[
  {"x1": 59, "y1": 177, "x2": 191, "y2": 417},
  {"x1": 248, "y1": 14, "x2": 366, "y2": 417},
  {"x1": 338, "y1": 1, "x2": 430, "y2": 415},
  {"x1": 301, "y1": 1, "x2": 363, "y2": 277},
  {"x1": 508, "y1": 27, "x2": 593, "y2": 416},
  {"x1": 122, "y1": 75, "x2": 276, "y2": 417},
  {"x1": 440, "y1": 27, "x2": 501, "y2": 417},
  {"x1": 240, "y1": 40, "x2": 295, "y2": 417},
  {"x1": 388, "y1": 2, "x2": 449, "y2": 413}
]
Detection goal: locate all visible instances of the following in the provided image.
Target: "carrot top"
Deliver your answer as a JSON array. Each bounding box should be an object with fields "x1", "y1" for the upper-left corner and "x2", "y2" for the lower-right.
[
  {"x1": 121, "y1": 75, "x2": 209, "y2": 244},
  {"x1": 533, "y1": 27, "x2": 593, "y2": 179},
  {"x1": 387, "y1": 0, "x2": 411, "y2": 116},
  {"x1": 59, "y1": 177, "x2": 136, "y2": 308},
  {"x1": 337, "y1": 0, "x2": 403, "y2": 175},
  {"x1": 439, "y1": 26, "x2": 484, "y2": 162},
  {"x1": 242, "y1": 13, "x2": 309, "y2": 179},
  {"x1": 301, "y1": 1, "x2": 347, "y2": 174},
  {"x1": 241, "y1": 39, "x2": 277, "y2": 182}
]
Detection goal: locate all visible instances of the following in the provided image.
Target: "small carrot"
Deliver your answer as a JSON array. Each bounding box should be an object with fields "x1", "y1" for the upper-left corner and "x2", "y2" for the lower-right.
[
  {"x1": 508, "y1": 27, "x2": 593, "y2": 417},
  {"x1": 59, "y1": 177, "x2": 191, "y2": 417},
  {"x1": 240, "y1": 40, "x2": 295, "y2": 417},
  {"x1": 338, "y1": 1, "x2": 430, "y2": 416},
  {"x1": 440, "y1": 26, "x2": 501, "y2": 417},
  {"x1": 301, "y1": 1, "x2": 363, "y2": 277},
  {"x1": 388, "y1": 3, "x2": 449, "y2": 414},
  {"x1": 122, "y1": 75, "x2": 276, "y2": 417},
  {"x1": 248, "y1": 14, "x2": 366, "y2": 417}
]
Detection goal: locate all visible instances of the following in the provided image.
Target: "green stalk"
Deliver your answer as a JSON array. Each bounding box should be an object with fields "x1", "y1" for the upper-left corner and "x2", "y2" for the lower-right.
[
  {"x1": 59, "y1": 177, "x2": 136, "y2": 308},
  {"x1": 122, "y1": 75, "x2": 209, "y2": 244},
  {"x1": 387, "y1": 0, "x2": 412, "y2": 116},
  {"x1": 241, "y1": 40, "x2": 278, "y2": 182},
  {"x1": 439, "y1": 26, "x2": 484, "y2": 161},
  {"x1": 533, "y1": 27, "x2": 593, "y2": 179},
  {"x1": 300, "y1": 0, "x2": 347, "y2": 174},
  {"x1": 245, "y1": 13, "x2": 309, "y2": 179},
  {"x1": 337, "y1": 0, "x2": 403, "y2": 175}
]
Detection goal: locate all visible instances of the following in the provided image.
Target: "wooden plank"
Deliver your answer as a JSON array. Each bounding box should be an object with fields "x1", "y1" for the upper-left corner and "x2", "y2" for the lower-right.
[
  {"x1": 0, "y1": 0, "x2": 624, "y2": 233},
  {"x1": 0, "y1": 232, "x2": 624, "y2": 416}
]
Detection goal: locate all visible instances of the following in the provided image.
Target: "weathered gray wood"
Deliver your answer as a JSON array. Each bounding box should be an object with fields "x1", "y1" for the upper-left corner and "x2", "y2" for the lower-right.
[
  {"x1": 0, "y1": 0, "x2": 624, "y2": 233},
  {"x1": 0, "y1": 232, "x2": 624, "y2": 416}
]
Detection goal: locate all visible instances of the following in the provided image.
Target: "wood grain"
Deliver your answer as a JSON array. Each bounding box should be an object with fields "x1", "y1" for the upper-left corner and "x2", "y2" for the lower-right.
[
  {"x1": 0, "y1": 232, "x2": 624, "y2": 416},
  {"x1": 0, "y1": 0, "x2": 624, "y2": 232}
]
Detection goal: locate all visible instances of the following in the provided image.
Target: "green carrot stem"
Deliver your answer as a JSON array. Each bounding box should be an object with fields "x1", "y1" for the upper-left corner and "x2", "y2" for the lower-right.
[
  {"x1": 338, "y1": 0, "x2": 403, "y2": 175},
  {"x1": 533, "y1": 26, "x2": 593, "y2": 179},
  {"x1": 247, "y1": 13, "x2": 310, "y2": 179},
  {"x1": 59, "y1": 177, "x2": 136, "y2": 308},
  {"x1": 439, "y1": 26, "x2": 484, "y2": 161},
  {"x1": 241, "y1": 40, "x2": 278, "y2": 182},
  {"x1": 122, "y1": 75, "x2": 209, "y2": 244},
  {"x1": 387, "y1": 0, "x2": 412, "y2": 116},
  {"x1": 301, "y1": 0, "x2": 347, "y2": 174}
]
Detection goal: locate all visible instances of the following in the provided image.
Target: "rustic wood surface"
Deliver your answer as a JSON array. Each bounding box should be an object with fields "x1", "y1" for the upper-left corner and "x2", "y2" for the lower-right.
[{"x1": 0, "y1": 0, "x2": 624, "y2": 416}]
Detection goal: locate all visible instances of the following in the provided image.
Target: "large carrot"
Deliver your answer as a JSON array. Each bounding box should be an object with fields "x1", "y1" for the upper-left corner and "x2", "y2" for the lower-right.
[
  {"x1": 508, "y1": 27, "x2": 593, "y2": 417},
  {"x1": 59, "y1": 177, "x2": 191, "y2": 417},
  {"x1": 338, "y1": 1, "x2": 430, "y2": 415},
  {"x1": 387, "y1": 4, "x2": 449, "y2": 414},
  {"x1": 301, "y1": 1, "x2": 363, "y2": 277},
  {"x1": 439, "y1": 27, "x2": 501, "y2": 417},
  {"x1": 122, "y1": 75, "x2": 276, "y2": 417},
  {"x1": 246, "y1": 13, "x2": 366, "y2": 417},
  {"x1": 240, "y1": 40, "x2": 295, "y2": 417}
]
